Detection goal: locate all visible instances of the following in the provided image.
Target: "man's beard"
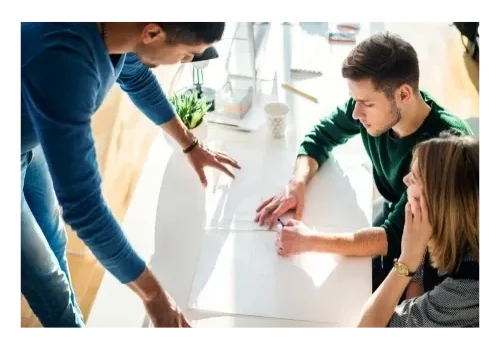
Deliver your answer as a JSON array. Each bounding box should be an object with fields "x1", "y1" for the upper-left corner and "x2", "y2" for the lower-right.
[{"x1": 373, "y1": 101, "x2": 402, "y2": 136}]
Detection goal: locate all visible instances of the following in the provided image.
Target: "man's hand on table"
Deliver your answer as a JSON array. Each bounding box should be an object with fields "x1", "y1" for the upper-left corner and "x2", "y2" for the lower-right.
[
  {"x1": 145, "y1": 289, "x2": 191, "y2": 327},
  {"x1": 128, "y1": 267, "x2": 191, "y2": 327},
  {"x1": 187, "y1": 142, "x2": 241, "y2": 187},
  {"x1": 276, "y1": 219, "x2": 315, "y2": 257},
  {"x1": 160, "y1": 116, "x2": 240, "y2": 188},
  {"x1": 255, "y1": 178, "x2": 306, "y2": 229}
]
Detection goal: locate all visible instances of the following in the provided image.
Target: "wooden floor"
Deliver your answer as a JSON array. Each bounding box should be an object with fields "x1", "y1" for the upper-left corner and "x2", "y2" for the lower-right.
[{"x1": 21, "y1": 23, "x2": 479, "y2": 327}]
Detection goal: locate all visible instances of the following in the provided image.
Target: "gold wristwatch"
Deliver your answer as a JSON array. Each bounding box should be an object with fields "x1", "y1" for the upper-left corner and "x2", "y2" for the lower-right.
[{"x1": 393, "y1": 259, "x2": 415, "y2": 277}]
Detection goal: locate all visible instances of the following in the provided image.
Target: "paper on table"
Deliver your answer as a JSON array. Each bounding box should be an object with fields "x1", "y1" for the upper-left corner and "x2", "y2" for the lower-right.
[
  {"x1": 188, "y1": 225, "x2": 370, "y2": 325},
  {"x1": 202, "y1": 143, "x2": 372, "y2": 232},
  {"x1": 188, "y1": 143, "x2": 372, "y2": 325},
  {"x1": 202, "y1": 145, "x2": 296, "y2": 230}
]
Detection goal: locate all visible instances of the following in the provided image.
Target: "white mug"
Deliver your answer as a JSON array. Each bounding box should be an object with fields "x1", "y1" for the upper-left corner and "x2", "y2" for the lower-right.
[{"x1": 264, "y1": 102, "x2": 289, "y2": 138}]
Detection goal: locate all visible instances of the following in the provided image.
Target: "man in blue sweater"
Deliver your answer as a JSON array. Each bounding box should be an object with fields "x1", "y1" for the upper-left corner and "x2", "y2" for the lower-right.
[{"x1": 21, "y1": 22, "x2": 239, "y2": 327}]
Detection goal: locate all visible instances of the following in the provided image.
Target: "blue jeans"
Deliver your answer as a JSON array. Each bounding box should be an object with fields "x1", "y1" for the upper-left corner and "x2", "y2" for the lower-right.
[{"x1": 21, "y1": 146, "x2": 84, "y2": 327}]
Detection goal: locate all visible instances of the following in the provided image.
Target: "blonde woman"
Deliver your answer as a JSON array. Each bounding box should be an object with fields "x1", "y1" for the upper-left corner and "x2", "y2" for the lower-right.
[{"x1": 357, "y1": 132, "x2": 479, "y2": 327}]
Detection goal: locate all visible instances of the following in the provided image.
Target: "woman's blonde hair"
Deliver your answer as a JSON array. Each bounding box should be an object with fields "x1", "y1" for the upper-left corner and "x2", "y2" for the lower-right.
[{"x1": 413, "y1": 131, "x2": 479, "y2": 273}]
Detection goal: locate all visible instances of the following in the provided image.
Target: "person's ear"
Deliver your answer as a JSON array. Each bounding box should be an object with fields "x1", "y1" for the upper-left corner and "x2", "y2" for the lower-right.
[
  {"x1": 141, "y1": 23, "x2": 165, "y2": 44},
  {"x1": 397, "y1": 84, "x2": 413, "y2": 104}
]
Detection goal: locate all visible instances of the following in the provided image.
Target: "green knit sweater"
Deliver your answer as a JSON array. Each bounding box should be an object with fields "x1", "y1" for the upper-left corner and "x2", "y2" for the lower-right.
[{"x1": 298, "y1": 90, "x2": 473, "y2": 258}]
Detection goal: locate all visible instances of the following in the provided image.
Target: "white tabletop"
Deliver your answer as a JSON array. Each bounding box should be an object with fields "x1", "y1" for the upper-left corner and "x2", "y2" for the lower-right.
[
  {"x1": 87, "y1": 23, "x2": 381, "y2": 327},
  {"x1": 87, "y1": 99, "x2": 373, "y2": 327}
]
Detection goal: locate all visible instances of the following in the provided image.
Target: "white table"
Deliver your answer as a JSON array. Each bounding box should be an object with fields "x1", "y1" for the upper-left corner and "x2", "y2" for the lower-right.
[
  {"x1": 88, "y1": 23, "x2": 380, "y2": 328},
  {"x1": 87, "y1": 97, "x2": 373, "y2": 327}
]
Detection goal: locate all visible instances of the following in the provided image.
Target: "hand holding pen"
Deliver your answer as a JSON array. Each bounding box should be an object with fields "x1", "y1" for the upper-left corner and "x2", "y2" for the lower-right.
[
  {"x1": 275, "y1": 217, "x2": 315, "y2": 257},
  {"x1": 278, "y1": 218, "x2": 285, "y2": 227}
]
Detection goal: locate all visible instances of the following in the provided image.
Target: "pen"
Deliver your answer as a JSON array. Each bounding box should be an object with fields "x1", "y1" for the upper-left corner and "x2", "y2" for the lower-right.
[
  {"x1": 277, "y1": 218, "x2": 285, "y2": 227},
  {"x1": 281, "y1": 82, "x2": 319, "y2": 103}
]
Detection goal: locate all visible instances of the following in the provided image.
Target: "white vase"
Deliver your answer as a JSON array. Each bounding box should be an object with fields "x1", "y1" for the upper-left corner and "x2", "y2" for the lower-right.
[{"x1": 190, "y1": 119, "x2": 208, "y2": 141}]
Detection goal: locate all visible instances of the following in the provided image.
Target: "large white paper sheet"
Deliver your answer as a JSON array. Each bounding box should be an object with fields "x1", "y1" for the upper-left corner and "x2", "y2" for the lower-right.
[{"x1": 188, "y1": 143, "x2": 372, "y2": 325}]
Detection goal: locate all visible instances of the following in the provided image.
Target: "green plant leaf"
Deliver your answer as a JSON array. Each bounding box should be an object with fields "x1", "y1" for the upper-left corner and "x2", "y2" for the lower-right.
[{"x1": 169, "y1": 90, "x2": 209, "y2": 130}]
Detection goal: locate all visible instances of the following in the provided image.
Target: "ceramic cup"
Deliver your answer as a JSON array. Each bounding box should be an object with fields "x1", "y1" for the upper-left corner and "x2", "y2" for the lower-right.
[{"x1": 264, "y1": 102, "x2": 289, "y2": 138}]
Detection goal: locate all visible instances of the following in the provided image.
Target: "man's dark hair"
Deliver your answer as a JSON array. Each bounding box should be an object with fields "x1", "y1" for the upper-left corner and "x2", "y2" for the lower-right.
[
  {"x1": 341, "y1": 32, "x2": 420, "y2": 98},
  {"x1": 158, "y1": 22, "x2": 225, "y2": 45}
]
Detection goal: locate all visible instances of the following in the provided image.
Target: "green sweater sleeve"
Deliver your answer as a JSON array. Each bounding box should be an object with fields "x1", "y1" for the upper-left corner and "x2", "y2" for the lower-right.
[
  {"x1": 298, "y1": 99, "x2": 360, "y2": 167},
  {"x1": 381, "y1": 192, "x2": 408, "y2": 258}
]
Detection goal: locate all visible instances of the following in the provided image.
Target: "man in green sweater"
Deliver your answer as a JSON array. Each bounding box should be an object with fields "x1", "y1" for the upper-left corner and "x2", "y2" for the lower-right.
[{"x1": 255, "y1": 32, "x2": 473, "y2": 292}]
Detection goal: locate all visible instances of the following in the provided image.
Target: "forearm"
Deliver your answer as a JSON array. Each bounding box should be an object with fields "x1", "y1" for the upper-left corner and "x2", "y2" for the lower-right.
[
  {"x1": 87, "y1": 212, "x2": 163, "y2": 302},
  {"x1": 357, "y1": 269, "x2": 411, "y2": 327},
  {"x1": 309, "y1": 227, "x2": 388, "y2": 257},
  {"x1": 127, "y1": 266, "x2": 164, "y2": 302},
  {"x1": 160, "y1": 115, "x2": 196, "y2": 150},
  {"x1": 293, "y1": 155, "x2": 319, "y2": 184},
  {"x1": 71, "y1": 194, "x2": 147, "y2": 283},
  {"x1": 80, "y1": 197, "x2": 164, "y2": 303}
]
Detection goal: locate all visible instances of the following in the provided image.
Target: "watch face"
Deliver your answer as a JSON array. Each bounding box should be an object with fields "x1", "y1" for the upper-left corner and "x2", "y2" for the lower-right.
[{"x1": 396, "y1": 263, "x2": 408, "y2": 276}]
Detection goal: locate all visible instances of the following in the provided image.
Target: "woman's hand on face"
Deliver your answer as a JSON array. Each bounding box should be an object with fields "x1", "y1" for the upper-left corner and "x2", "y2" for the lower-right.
[{"x1": 400, "y1": 195, "x2": 433, "y2": 271}]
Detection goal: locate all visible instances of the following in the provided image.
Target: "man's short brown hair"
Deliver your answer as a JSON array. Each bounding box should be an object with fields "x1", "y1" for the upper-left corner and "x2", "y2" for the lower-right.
[{"x1": 342, "y1": 32, "x2": 420, "y2": 98}]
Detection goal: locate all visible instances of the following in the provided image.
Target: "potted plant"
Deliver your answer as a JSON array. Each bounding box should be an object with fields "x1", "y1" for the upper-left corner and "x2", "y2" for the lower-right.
[{"x1": 169, "y1": 91, "x2": 211, "y2": 141}]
